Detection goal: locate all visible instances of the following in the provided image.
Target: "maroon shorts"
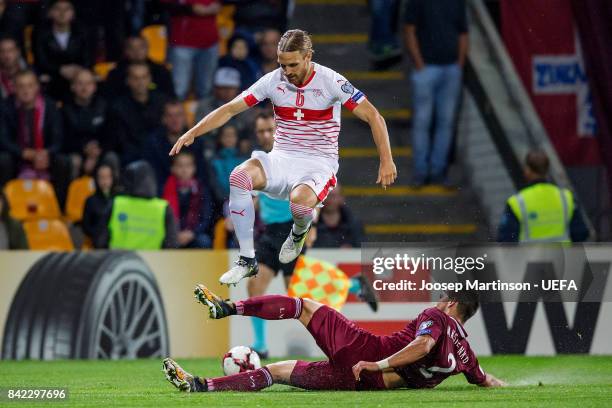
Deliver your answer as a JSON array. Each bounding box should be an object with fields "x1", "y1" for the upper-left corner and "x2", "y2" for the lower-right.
[
  {"x1": 290, "y1": 360, "x2": 385, "y2": 391},
  {"x1": 296, "y1": 305, "x2": 392, "y2": 390}
]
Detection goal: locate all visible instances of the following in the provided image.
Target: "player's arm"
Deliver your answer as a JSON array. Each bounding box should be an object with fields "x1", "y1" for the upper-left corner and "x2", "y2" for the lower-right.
[
  {"x1": 351, "y1": 100, "x2": 397, "y2": 189},
  {"x1": 169, "y1": 96, "x2": 250, "y2": 155},
  {"x1": 478, "y1": 373, "x2": 507, "y2": 387},
  {"x1": 352, "y1": 335, "x2": 435, "y2": 380}
]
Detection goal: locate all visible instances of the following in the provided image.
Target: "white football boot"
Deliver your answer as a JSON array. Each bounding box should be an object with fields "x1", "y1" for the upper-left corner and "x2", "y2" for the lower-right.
[
  {"x1": 278, "y1": 226, "x2": 310, "y2": 264},
  {"x1": 219, "y1": 256, "x2": 259, "y2": 286}
]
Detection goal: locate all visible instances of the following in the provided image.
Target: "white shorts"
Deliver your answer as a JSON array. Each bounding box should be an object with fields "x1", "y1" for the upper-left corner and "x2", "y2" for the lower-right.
[{"x1": 251, "y1": 150, "x2": 338, "y2": 203}]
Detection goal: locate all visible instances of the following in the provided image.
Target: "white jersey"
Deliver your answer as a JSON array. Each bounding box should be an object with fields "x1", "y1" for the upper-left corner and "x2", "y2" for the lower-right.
[{"x1": 242, "y1": 62, "x2": 366, "y2": 161}]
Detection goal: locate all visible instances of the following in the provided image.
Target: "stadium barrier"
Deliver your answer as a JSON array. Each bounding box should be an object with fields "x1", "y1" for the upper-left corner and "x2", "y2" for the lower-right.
[
  {"x1": 2, "y1": 247, "x2": 611, "y2": 360},
  {"x1": 0, "y1": 251, "x2": 229, "y2": 360}
]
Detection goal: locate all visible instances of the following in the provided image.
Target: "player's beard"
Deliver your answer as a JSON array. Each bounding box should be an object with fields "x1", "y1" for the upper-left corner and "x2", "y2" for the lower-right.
[{"x1": 287, "y1": 70, "x2": 306, "y2": 85}]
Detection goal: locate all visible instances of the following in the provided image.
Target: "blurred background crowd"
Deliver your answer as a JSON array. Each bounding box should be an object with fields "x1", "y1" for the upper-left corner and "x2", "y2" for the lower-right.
[{"x1": 0, "y1": 0, "x2": 366, "y2": 250}]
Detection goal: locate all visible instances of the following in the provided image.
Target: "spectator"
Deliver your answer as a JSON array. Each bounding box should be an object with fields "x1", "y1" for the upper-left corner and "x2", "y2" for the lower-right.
[
  {"x1": 0, "y1": 36, "x2": 27, "y2": 100},
  {"x1": 313, "y1": 184, "x2": 363, "y2": 248},
  {"x1": 162, "y1": 151, "x2": 213, "y2": 248},
  {"x1": 404, "y1": 0, "x2": 468, "y2": 185},
  {"x1": 104, "y1": 36, "x2": 175, "y2": 98},
  {"x1": 228, "y1": 0, "x2": 289, "y2": 34},
  {"x1": 72, "y1": 0, "x2": 126, "y2": 61},
  {"x1": 143, "y1": 100, "x2": 209, "y2": 195},
  {"x1": 0, "y1": 0, "x2": 7, "y2": 33},
  {"x1": 211, "y1": 124, "x2": 245, "y2": 200},
  {"x1": 95, "y1": 160, "x2": 177, "y2": 249},
  {"x1": 162, "y1": 0, "x2": 220, "y2": 101},
  {"x1": 219, "y1": 33, "x2": 261, "y2": 90},
  {"x1": 0, "y1": 190, "x2": 28, "y2": 249},
  {"x1": 497, "y1": 150, "x2": 589, "y2": 243},
  {"x1": 1, "y1": 0, "x2": 47, "y2": 51},
  {"x1": 195, "y1": 67, "x2": 255, "y2": 151},
  {"x1": 0, "y1": 70, "x2": 70, "y2": 203},
  {"x1": 106, "y1": 62, "x2": 168, "y2": 164},
  {"x1": 257, "y1": 28, "x2": 280, "y2": 75},
  {"x1": 62, "y1": 68, "x2": 107, "y2": 176},
  {"x1": 34, "y1": 0, "x2": 93, "y2": 102},
  {"x1": 369, "y1": 0, "x2": 401, "y2": 67},
  {"x1": 82, "y1": 159, "x2": 117, "y2": 242}
]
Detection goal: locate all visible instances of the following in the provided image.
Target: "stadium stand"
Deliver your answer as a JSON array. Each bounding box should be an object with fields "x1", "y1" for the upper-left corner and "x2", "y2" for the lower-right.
[
  {"x1": 64, "y1": 176, "x2": 95, "y2": 223},
  {"x1": 23, "y1": 218, "x2": 74, "y2": 250},
  {"x1": 3, "y1": 179, "x2": 61, "y2": 221},
  {"x1": 140, "y1": 25, "x2": 167, "y2": 65},
  {"x1": 94, "y1": 61, "x2": 116, "y2": 81}
]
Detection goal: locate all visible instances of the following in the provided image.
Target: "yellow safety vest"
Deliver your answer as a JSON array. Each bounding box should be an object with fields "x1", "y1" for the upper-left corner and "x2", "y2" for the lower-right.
[
  {"x1": 507, "y1": 183, "x2": 574, "y2": 243},
  {"x1": 108, "y1": 196, "x2": 167, "y2": 249}
]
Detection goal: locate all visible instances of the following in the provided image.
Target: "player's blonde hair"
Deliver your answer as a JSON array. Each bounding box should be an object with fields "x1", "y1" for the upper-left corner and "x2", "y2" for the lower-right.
[{"x1": 278, "y1": 29, "x2": 314, "y2": 55}]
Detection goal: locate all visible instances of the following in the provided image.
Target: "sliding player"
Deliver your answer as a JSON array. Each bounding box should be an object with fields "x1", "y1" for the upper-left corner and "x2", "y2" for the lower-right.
[{"x1": 162, "y1": 287, "x2": 505, "y2": 391}]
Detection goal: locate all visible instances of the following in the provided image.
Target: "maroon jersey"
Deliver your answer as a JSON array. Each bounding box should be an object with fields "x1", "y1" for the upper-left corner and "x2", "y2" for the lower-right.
[{"x1": 391, "y1": 307, "x2": 486, "y2": 388}]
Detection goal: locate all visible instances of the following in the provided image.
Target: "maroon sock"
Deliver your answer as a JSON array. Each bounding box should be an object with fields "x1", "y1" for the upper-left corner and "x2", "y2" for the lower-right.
[
  {"x1": 235, "y1": 295, "x2": 302, "y2": 320},
  {"x1": 205, "y1": 367, "x2": 273, "y2": 392}
]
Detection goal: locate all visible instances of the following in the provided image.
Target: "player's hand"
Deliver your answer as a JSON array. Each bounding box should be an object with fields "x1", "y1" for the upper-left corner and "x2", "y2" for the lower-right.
[
  {"x1": 376, "y1": 160, "x2": 397, "y2": 189},
  {"x1": 169, "y1": 132, "x2": 196, "y2": 156},
  {"x1": 352, "y1": 361, "x2": 380, "y2": 381},
  {"x1": 481, "y1": 374, "x2": 507, "y2": 387}
]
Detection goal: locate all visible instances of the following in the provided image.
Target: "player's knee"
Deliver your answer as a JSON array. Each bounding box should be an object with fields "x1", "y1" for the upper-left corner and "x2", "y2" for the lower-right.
[
  {"x1": 289, "y1": 185, "x2": 317, "y2": 207},
  {"x1": 229, "y1": 167, "x2": 254, "y2": 191},
  {"x1": 299, "y1": 298, "x2": 323, "y2": 323},
  {"x1": 266, "y1": 360, "x2": 297, "y2": 383}
]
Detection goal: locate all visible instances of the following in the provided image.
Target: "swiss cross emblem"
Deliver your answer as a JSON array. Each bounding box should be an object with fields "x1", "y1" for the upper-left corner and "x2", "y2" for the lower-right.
[{"x1": 293, "y1": 109, "x2": 304, "y2": 120}]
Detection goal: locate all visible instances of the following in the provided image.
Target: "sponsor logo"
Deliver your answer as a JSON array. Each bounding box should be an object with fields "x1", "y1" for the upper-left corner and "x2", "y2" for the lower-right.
[
  {"x1": 231, "y1": 209, "x2": 246, "y2": 217},
  {"x1": 532, "y1": 36, "x2": 597, "y2": 136}
]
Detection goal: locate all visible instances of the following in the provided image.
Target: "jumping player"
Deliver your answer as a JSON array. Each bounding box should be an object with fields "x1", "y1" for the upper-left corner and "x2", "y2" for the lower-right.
[
  {"x1": 169, "y1": 29, "x2": 397, "y2": 285},
  {"x1": 248, "y1": 112, "x2": 379, "y2": 357},
  {"x1": 162, "y1": 286, "x2": 506, "y2": 392}
]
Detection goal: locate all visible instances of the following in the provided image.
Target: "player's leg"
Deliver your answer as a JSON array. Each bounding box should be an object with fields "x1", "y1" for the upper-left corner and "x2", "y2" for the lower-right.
[
  {"x1": 279, "y1": 184, "x2": 318, "y2": 263},
  {"x1": 247, "y1": 222, "x2": 291, "y2": 356},
  {"x1": 349, "y1": 274, "x2": 380, "y2": 312},
  {"x1": 219, "y1": 158, "x2": 267, "y2": 285},
  {"x1": 163, "y1": 358, "x2": 378, "y2": 392},
  {"x1": 247, "y1": 263, "x2": 275, "y2": 357},
  {"x1": 162, "y1": 357, "x2": 276, "y2": 392},
  {"x1": 260, "y1": 360, "x2": 368, "y2": 391},
  {"x1": 194, "y1": 283, "x2": 322, "y2": 326}
]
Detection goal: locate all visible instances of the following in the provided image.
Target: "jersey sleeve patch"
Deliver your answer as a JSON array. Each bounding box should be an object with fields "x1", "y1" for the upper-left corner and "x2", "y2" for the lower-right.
[
  {"x1": 243, "y1": 93, "x2": 259, "y2": 107},
  {"x1": 416, "y1": 320, "x2": 434, "y2": 336},
  {"x1": 343, "y1": 90, "x2": 366, "y2": 111}
]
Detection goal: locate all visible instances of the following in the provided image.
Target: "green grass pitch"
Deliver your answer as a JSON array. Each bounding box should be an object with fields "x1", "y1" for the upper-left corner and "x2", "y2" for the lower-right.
[{"x1": 1, "y1": 356, "x2": 611, "y2": 407}]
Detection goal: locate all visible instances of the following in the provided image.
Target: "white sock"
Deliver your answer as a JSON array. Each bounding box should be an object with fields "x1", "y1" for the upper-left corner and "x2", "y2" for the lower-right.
[
  {"x1": 290, "y1": 202, "x2": 314, "y2": 236},
  {"x1": 229, "y1": 169, "x2": 255, "y2": 258}
]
